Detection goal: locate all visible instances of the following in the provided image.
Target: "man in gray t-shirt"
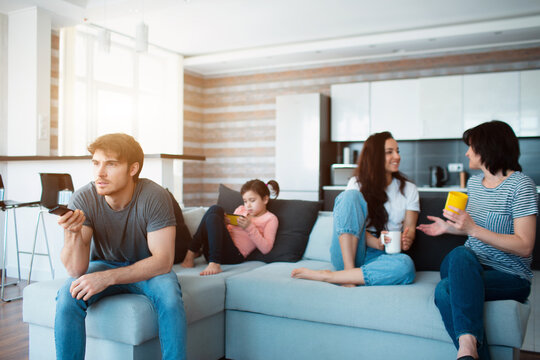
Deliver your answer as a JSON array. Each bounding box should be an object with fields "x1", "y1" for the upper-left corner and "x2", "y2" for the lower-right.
[{"x1": 54, "y1": 133, "x2": 187, "y2": 360}]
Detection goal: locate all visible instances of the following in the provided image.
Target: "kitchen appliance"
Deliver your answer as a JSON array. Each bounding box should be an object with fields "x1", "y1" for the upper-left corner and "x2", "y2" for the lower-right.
[
  {"x1": 429, "y1": 166, "x2": 448, "y2": 187},
  {"x1": 331, "y1": 164, "x2": 357, "y2": 185}
]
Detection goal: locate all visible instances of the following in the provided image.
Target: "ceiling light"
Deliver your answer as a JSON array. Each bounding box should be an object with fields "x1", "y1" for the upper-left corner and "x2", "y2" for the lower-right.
[
  {"x1": 98, "y1": 28, "x2": 111, "y2": 53},
  {"x1": 98, "y1": 0, "x2": 110, "y2": 53},
  {"x1": 135, "y1": 22, "x2": 148, "y2": 52}
]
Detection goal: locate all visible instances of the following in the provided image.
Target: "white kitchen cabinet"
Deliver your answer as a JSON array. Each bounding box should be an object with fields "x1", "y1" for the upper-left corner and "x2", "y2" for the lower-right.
[
  {"x1": 520, "y1": 69, "x2": 540, "y2": 136},
  {"x1": 370, "y1": 78, "x2": 421, "y2": 140},
  {"x1": 463, "y1": 72, "x2": 520, "y2": 133},
  {"x1": 419, "y1": 75, "x2": 463, "y2": 139},
  {"x1": 275, "y1": 93, "x2": 333, "y2": 201},
  {"x1": 330, "y1": 82, "x2": 370, "y2": 141}
]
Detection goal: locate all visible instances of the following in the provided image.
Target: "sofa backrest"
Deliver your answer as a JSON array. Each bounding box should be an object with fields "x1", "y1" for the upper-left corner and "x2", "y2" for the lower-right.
[{"x1": 405, "y1": 192, "x2": 467, "y2": 271}]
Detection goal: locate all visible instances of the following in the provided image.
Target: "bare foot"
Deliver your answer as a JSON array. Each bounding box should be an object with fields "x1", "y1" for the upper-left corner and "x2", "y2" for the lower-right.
[
  {"x1": 200, "y1": 262, "x2": 222, "y2": 276},
  {"x1": 291, "y1": 268, "x2": 332, "y2": 282},
  {"x1": 180, "y1": 250, "x2": 197, "y2": 268},
  {"x1": 457, "y1": 334, "x2": 478, "y2": 359},
  {"x1": 341, "y1": 283, "x2": 356, "y2": 288}
]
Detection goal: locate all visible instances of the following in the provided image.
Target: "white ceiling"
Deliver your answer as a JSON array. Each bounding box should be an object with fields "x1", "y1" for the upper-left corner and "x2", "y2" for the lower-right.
[{"x1": 1, "y1": 0, "x2": 540, "y2": 76}]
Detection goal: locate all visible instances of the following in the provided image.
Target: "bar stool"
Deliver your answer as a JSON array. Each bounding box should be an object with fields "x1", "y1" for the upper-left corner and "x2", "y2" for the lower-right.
[
  {"x1": 0, "y1": 173, "x2": 74, "y2": 302},
  {"x1": 0, "y1": 174, "x2": 40, "y2": 302},
  {"x1": 27, "y1": 173, "x2": 74, "y2": 284}
]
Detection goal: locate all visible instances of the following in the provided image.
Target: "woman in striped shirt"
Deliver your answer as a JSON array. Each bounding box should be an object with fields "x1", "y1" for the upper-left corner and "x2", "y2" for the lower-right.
[{"x1": 417, "y1": 120, "x2": 538, "y2": 360}]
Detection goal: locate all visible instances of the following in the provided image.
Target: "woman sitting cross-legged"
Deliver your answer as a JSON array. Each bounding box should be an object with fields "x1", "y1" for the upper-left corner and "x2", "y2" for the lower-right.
[
  {"x1": 417, "y1": 121, "x2": 538, "y2": 360},
  {"x1": 181, "y1": 179, "x2": 279, "y2": 276},
  {"x1": 292, "y1": 131, "x2": 419, "y2": 287}
]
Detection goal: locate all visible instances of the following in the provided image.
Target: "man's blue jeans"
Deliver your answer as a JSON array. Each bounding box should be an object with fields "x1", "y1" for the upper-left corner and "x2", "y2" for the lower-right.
[
  {"x1": 55, "y1": 260, "x2": 187, "y2": 360},
  {"x1": 435, "y1": 246, "x2": 531, "y2": 360},
  {"x1": 330, "y1": 190, "x2": 415, "y2": 286}
]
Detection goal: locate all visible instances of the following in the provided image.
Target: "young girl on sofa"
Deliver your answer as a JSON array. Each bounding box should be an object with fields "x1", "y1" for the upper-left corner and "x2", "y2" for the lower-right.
[
  {"x1": 292, "y1": 131, "x2": 419, "y2": 286},
  {"x1": 181, "y1": 179, "x2": 280, "y2": 275}
]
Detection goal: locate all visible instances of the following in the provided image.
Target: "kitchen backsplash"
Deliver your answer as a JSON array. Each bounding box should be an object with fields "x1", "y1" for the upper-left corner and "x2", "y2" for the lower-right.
[{"x1": 342, "y1": 137, "x2": 540, "y2": 188}]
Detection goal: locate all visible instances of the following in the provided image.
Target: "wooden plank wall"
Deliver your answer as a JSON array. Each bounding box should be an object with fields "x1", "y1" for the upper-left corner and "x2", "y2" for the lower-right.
[{"x1": 182, "y1": 47, "x2": 540, "y2": 207}]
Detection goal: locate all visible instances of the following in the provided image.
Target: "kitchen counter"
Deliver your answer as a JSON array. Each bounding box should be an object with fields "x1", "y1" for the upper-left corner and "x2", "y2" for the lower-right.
[
  {"x1": 323, "y1": 185, "x2": 540, "y2": 193},
  {"x1": 323, "y1": 185, "x2": 467, "y2": 192}
]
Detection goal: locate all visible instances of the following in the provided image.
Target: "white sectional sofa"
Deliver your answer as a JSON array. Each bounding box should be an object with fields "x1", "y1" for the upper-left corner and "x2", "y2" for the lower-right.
[{"x1": 23, "y1": 193, "x2": 534, "y2": 360}]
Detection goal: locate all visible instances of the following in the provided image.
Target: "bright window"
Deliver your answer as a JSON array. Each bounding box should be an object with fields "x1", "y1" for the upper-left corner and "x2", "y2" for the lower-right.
[{"x1": 59, "y1": 25, "x2": 183, "y2": 156}]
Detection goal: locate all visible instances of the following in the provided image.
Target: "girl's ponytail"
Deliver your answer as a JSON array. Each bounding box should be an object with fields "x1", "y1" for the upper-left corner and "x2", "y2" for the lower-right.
[{"x1": 266, "y1": 180, "x2": 280, "y2": 199}]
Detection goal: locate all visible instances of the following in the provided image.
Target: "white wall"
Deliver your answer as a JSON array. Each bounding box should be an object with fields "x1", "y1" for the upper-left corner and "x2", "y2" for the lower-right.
[
  {"x1": 0, "y1": 13, "x2": 7, "y2": 155},
  {"x1": 6, "y1": 7, "x2": 50, "y2": 156}
]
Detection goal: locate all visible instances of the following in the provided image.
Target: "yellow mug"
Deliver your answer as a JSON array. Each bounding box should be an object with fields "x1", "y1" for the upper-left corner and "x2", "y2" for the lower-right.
[{"x1": 445, "y1": 191, "x2": 468, "y2": 213}]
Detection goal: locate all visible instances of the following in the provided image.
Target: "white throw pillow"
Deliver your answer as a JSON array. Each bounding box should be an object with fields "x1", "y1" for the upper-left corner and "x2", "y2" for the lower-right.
[{"x1": 182, "y1": 207, "x2": 207, "y2": 236}]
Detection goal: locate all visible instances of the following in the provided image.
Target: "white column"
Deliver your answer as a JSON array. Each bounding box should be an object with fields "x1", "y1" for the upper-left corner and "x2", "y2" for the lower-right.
[
  {"x1": 0, "y1": 14, "x2": 8, "y2": 155},
  {"x1": 7, "y1": 7, "x2": 51, "y2": 156}
]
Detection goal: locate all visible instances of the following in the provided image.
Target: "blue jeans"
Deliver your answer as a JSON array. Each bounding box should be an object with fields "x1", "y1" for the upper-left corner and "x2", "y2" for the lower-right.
[
  {"x1": 55, "y1": 261, "x2": 187, "y2": 360},
  {"x1": 435, "y1": 246, "x2": 531, "y2": 360},
  {"x1": 330, "y1": 190, "x2": 415, "y2": 286}
]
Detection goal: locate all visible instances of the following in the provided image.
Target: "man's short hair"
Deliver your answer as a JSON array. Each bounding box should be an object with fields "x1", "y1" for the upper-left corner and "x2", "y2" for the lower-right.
[{"x1": 88, "y1": 133, "x2": 144, "y2": 181}]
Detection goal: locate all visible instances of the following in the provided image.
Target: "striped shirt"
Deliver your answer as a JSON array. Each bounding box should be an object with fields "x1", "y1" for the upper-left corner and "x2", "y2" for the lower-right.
[{"x1": 465, "y1": 171, "x2": 538, "y2": 281}]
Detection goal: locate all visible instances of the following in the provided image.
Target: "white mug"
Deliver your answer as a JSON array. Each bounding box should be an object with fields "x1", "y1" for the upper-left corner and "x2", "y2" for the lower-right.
[{"x1": 380, "y1": 231, "x2": 401, "y2": 254}]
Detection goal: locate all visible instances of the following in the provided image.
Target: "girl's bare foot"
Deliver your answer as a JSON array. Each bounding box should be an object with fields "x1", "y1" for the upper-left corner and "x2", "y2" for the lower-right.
[
  {"x1": 291, "y1": 268, "x2": 332, "y2": 282},
  {"x1": 180, "y1": 250, "x2": 197, "y2": 268},
  {"x1": 200, "y1": 262, "x2": 222, "y2": 276}
]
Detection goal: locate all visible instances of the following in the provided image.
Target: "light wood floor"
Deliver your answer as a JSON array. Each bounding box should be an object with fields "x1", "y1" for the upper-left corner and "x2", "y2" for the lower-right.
[{"x1": 1, "y1": 277, "x2": 540, "y2": 360}]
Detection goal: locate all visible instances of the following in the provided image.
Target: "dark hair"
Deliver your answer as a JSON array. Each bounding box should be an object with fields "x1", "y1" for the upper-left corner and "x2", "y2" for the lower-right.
[
  {"x1": 88, "y1": 133, "x2": 144, "y2": 181},
  {"x1": 240, "y1": 179, "x2": 280, "y2": 199},
  {"x1": 353, "y1": 131, "x2": 410, "y2": 234},
  {"x1": 462, "y1": 120, "x2": 521, "y2": 176}
]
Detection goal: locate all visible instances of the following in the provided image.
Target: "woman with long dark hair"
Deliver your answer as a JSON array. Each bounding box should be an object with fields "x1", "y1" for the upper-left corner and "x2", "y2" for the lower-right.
[
  {"x1": 292, "y1": 131, "x2": 419, "y2": 286},
  {"x1": 417, "y1": 121, "x2": 537, "y2": 360}
]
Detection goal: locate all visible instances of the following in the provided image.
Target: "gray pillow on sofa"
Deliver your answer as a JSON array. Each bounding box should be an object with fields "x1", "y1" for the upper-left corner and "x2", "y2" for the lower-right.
[{"x1": 217, "y1": 184, "x2": 321, "y2": 263}]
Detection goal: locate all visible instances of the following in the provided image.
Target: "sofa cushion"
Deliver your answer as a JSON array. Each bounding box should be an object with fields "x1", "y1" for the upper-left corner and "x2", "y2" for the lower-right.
[
  {"x1": 225, "y1": 261, "x2": 530, "y2": 348},
  {"x1": 23, "y1": 260, "x2": 264, "y2": 346},
  {"x1": 217, "y1": 184, "x2": 321, "y2": 263},
  {"x1": 303, "y1": 211, "x2": 333, "y2": 262}
]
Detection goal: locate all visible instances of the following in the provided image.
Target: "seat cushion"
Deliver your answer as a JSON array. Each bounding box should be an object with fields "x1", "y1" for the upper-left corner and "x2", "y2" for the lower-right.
[
  {"x1": 23, "y1": 259, "x2": 264, "y2": 346},
  {"x1": 225, "y1": 261, "x2": 530, "y2": 348}
]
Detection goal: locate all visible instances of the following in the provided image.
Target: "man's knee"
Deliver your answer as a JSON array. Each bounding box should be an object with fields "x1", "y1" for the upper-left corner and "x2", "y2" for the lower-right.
[{"x1": 56, "y1": 279, "x2": 82, "y2": 312}]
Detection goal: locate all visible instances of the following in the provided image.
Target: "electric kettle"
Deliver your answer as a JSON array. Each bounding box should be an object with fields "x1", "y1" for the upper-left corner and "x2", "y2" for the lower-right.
[{"x1": 429, "y1": 166, "x2": 448, "y2": 187}]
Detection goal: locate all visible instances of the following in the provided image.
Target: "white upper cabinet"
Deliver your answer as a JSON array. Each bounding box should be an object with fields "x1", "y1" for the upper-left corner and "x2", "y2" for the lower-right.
[
  {"x1": 370, "y1": 78, "x2": 421, "y2": 140},
  {"x1": 463, "y1": 72, "x2": 520, "y2": 133},
  {"x1": 331, "y1": 82, "x2": 370, "y2": 141},
  {"x1": 419, "y1": 75, "x2": 463, "y2": 139},
  {"x1": 520, "y1": 69, "x2": 540, "y2": 137}
]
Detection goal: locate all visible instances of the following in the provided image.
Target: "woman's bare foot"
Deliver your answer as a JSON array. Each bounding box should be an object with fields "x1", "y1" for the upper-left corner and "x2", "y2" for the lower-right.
[
  {"x1": 200, "y1": 262, "x2": 222, "y2": 276},
  {"x1": 291, "y1": 268, "x2": 332, "y2": 282},
  {"x1": 180, "y1": 250, "x2": 197, "y2": 268},
  {"x1": 457, "y1": 334, "x2": 478, "y2": 359}
]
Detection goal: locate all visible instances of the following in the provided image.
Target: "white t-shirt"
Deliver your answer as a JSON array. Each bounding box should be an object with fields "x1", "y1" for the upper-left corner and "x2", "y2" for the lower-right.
[{"x1": 346, "y1": 177, "x2": 420, "y2": 232}]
